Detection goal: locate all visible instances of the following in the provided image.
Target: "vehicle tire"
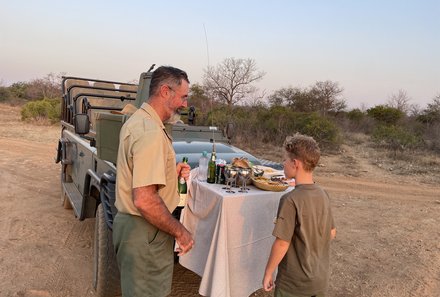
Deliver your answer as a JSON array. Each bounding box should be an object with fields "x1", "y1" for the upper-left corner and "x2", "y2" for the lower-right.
[{"x1": 93, "y1": 204, "x2": 121, "y2": 297}]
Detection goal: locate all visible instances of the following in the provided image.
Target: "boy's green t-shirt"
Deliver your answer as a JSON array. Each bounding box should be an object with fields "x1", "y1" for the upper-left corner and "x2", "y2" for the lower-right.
[{"x1": 273, "y1": 184, "x2": 335, "y2": 296}]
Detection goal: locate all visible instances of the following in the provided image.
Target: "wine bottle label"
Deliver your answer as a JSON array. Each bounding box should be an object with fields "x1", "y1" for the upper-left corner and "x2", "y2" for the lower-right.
[{"x1": 178, "y1": 193, "x2": 187, "y2": 207}]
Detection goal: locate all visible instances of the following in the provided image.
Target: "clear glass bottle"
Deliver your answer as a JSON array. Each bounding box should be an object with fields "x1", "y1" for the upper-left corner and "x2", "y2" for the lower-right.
[{"x1": 198, "y1": 151, "x2": 208, "y2": 182}]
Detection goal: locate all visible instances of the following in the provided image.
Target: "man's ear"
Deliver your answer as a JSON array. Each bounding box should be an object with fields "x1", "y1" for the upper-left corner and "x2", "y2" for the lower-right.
[{"x1": 159, "y1": 84, "x2": 170, "y2": 98}]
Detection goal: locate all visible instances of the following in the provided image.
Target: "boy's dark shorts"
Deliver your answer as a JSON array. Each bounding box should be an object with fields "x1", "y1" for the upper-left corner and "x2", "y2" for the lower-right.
[{"x1": 113, "y1": 212, "x2": 174, "y2": 297}]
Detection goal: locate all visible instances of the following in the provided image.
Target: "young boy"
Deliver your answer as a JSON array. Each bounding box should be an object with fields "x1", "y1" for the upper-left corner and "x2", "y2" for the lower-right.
[{"x1": 263, "y1": 133, "x2": 336, "y2": 297}]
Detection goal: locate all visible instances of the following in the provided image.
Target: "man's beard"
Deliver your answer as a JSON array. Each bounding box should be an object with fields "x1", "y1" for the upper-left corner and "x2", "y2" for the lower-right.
[{"x1": 164, "y1": 110, "x2": 183, "y2": 124}]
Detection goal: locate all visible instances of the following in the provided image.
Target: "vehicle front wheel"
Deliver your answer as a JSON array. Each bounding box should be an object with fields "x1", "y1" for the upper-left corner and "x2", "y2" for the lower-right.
[{"x1": 93, "y1": 204, "x2": 121, "y2": 297}]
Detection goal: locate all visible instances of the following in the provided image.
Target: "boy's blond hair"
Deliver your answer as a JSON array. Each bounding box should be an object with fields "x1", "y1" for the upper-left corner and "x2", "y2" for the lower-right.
[{"x1": 284, "y1": 133, "x2": 320, "y2": 172}]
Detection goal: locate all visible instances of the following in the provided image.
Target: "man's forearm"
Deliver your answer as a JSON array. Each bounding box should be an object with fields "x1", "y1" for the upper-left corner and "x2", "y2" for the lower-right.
[{"x1": 133, "y1": 187, "x2": 184, "y2": 238}]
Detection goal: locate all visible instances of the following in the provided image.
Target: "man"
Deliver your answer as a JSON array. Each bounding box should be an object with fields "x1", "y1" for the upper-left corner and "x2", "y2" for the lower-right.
[{"x1": 113, "y1": 66, "x2": 194, "y2": 297}]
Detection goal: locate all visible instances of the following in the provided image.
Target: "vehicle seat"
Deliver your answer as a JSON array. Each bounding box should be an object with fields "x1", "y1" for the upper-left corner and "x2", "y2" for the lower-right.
[{"x1": 94, "y1": 112, "x2": 129, "y2": 164}]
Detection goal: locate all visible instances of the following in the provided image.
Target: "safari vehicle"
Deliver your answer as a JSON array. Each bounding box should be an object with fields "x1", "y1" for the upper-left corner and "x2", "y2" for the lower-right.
[{"x1": 55, "y1": 66, "x2": 279, "y2": 297}]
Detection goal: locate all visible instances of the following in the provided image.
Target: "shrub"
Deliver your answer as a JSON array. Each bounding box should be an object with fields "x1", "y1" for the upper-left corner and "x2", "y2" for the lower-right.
[
  {"x1": 9, "y1": 82, "x2": 28, "y2": 99},
  {"x1": 338, "y1": 108, "x2": 376, "y2": 134},
  {"x1": 347, "y1": 108, "x2": 365, "y2": 122},
  {"x1": 295, "y1": 113, "x2": 340, "y2": 147},
  {"x1": 372, "y1": 125, "x2": 422, "y2": 151},
  {"x1": 367, "y1": 105, "x2": 404, "y2": 125},
  {"x1": 21, "y1": 98, "x2": 61, "y2": 124},
  {"x1": 196, "y1": 104, "x2": 341, "y2": 150},
  {"x1": 0, "y1": 87, "x2": 11, "y2": 102},
  {"x1": 423, "y1": 122, "x2": 440, "y2": 153}
]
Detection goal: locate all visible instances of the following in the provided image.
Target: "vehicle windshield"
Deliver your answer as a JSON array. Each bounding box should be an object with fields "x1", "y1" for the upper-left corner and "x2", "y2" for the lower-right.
[{"x1": 173, "y1": 141, "x2": 236, "y2": 154}]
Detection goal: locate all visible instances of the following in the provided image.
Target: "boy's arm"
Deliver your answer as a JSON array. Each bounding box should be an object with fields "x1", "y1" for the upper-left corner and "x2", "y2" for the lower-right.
[
  {"x1": 331, "y1": 228, "x2": 337, "y2": 240},
  {"x1": 262, "y1": 237, "x2": 290, "y2": 291}
]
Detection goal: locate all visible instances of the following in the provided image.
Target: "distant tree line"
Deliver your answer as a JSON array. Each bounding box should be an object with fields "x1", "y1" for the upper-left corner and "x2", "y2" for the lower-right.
[
  {"x1": 1, "y1": 59, "x2": 439, "y2": 153},
  {"x1": 191, "y1": 57, "x2": 440, "y2": 153},
  {"x1": 0, "y1": 73, "x2": 62, "y2": 103},
  {"x1": 0, "y1": 73, "x2": 62, "y2": 123}
]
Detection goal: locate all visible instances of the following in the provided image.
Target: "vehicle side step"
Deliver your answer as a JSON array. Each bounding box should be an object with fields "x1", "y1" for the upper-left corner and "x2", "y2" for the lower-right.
[{"x1": 63, "y1": 182, "x2": 83, "y2": 218}]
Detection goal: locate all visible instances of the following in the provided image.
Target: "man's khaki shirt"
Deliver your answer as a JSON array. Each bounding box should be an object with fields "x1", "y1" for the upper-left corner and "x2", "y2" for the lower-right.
[{"x1": 115, "y1": 103, "x2": 179, "y2": 216}]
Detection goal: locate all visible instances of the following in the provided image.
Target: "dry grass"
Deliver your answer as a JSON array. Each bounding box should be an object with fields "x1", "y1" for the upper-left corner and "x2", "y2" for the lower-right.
[{"x1": 0, "y1": 103, "x2": 60, "y2": 144}]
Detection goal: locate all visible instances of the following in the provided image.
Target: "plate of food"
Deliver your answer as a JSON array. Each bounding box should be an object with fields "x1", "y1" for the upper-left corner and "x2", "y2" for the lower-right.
[
  {"x1": 252, "y1": 165, "x2": 285, "y2": 179},
  {"x1": 251, "y1": 176, "x2": 289, "y2": 192}
]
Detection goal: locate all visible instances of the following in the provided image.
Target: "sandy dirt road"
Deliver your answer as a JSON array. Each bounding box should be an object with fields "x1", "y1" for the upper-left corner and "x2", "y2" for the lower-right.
[{"x1": 0, "y1": 104, "x2": 439, "y2": 297}]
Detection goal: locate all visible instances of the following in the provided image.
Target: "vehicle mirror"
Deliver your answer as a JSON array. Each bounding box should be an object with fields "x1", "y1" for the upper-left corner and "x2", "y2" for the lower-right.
[
  {"x1": 188, "y1": 106, "x2": 196, "y2": 125},
  {"x1": 74, "y1": 113, "x2": 90, "y2": 135},
  {"x1": 225, "y1": 122, "x2": 234, "y2": 139}
]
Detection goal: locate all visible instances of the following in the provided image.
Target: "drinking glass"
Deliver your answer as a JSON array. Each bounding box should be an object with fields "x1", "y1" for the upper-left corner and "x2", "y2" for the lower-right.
[
  {"x1": 238, "y1": 168, "x2": 251, "y2": 193},
  {"x1": 223, "y1": 165, "x2": 238, "y2": 193}
]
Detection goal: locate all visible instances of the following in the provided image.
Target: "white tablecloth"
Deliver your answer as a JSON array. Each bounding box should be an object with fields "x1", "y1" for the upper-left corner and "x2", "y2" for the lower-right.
[{"x1": 179, "y1": 171, "x2": 292, "y2": 297}]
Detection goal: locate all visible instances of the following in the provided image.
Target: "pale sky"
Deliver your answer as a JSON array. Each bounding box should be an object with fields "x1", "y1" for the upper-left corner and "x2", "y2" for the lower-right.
[{"x1": 1, "y1": 0, "x2": 439, "y2": 109}]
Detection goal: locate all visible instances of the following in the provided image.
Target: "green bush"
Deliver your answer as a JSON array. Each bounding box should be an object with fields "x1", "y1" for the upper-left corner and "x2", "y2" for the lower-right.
[
  {"x1": 21, "y1": 98, "x2": 60, "y2": 123},
  {"x1": 337, "y1": 109, "x2": 375, "y2": 134},
  {"x1": 195, "y1": 104, "x2": 341, "y2": 149},
  {"x1": 367, "y1": 105, "x2": 404, "y2": 125},
  {"x1": 9, "y1": 82, "x2": 28, "y2": 99},
  {"x1": 372, "y1": 125, "x2": 422, "y2": 151},
  {"x1": 295, "y1": 113, "x2": 340, "y2": 147},
  {"x1": 347, "y1": 108, "x2": 365, "y2": 122},
  {"x1": 0, "y1": 87, "x2": 11, "y2": 102}
]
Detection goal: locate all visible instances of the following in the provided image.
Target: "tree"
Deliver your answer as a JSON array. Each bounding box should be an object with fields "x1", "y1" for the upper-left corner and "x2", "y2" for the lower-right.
[
  {"x1": 427, "y1": 94, "x2": 440, "y2": 115},
  {"x1": 268, "y1": 87, "x2": 318, "y2": 112},
  {"x1": 188, "y1": 84, "x2": 211, "y2": 116},
  {"x1": 267, "y1": 88, "x2": 287, "y2": 107},
  {"x1": 203, "y1": 58, "x2": 265, "y2": 108},
  {"x1": 408, "y1": 103, "x2": 422, "y2": 117},
  {"x1": 387, "y1": 89, "x2": 411, "y2": 114},
  {"x1": 25, "y1": 73, "x2": 62, "y2": 100},
  {"x1": 309, "y1": 81, "x2": 346, "y2": 115},
  {"x1": 268, "y1": 81, "x2": 346, "y2": 115},
  {"x1": 416, "y1": 94, "x2": 440, "y2": 125}
]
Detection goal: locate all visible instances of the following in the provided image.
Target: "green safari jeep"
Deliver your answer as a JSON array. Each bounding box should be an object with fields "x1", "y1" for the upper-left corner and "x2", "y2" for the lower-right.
[{"x1": 55, "y1": 66, "x2": 280, "y2": 297}]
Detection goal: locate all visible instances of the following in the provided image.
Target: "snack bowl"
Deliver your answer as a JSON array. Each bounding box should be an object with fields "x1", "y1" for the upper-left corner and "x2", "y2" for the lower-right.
[{"x1": 251, "y1": 177, "x2": 289, "y2": 192}]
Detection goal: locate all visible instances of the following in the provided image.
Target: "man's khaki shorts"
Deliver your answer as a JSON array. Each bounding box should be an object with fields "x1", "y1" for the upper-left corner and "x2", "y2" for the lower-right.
[{"x1": 113, "y1": 212, "x2": 174, "y2": 297}]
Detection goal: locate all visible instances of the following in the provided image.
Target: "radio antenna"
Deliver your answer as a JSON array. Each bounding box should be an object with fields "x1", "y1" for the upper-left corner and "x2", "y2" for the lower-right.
[
  {"x1": 203, "y1": 23, "x2": 210, "y2": 67},
  {"x1": 203, "y1": 23, "x2": 215, "y2": 136}
]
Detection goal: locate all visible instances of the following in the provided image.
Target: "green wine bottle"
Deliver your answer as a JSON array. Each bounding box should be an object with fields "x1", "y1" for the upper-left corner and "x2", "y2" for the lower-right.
[
  {"x1": 178, "y1": 156, "x2": 188, "y2": 207},
  {"x1": 207, "y1": 141, "x2": 217, "y2": 184}
]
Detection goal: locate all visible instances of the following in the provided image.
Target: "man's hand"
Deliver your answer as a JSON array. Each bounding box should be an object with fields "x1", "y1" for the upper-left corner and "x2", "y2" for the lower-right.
[
  {"x1": 133, "y1": 186, "x2": 194, "y2": 255},
  {"x1": 176, "y1": 162, "x2": 191, "y2": 181},
  {"x1": 262, "y1": 273, "x2": 275, "y2": 291},
  {"x1": 175, "y1": 228, "x2": 194, "y2": 256}
]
